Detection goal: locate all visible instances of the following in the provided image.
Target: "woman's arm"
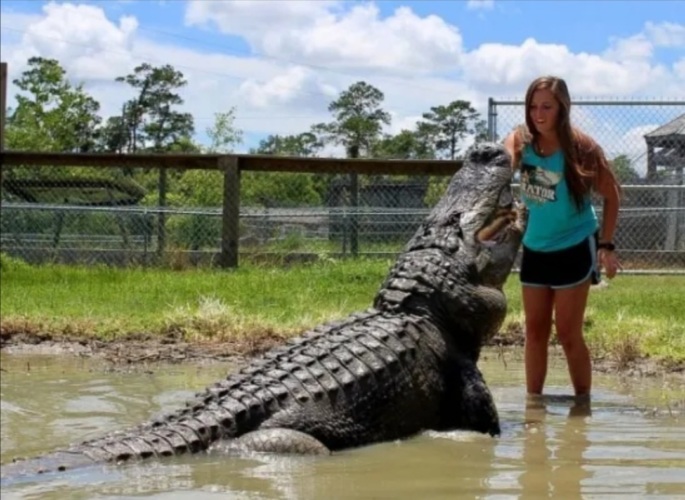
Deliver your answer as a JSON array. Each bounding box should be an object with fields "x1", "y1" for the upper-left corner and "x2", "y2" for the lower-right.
[
  {"x1": 503, "y1": 127, "x2": 522, "y2": 172},
  {"x1": 592, "y1": 144, "x2": 623, "y2": 278},
  {"x1": 596, "y1": 165, "x2": 621, "y2": 245}
]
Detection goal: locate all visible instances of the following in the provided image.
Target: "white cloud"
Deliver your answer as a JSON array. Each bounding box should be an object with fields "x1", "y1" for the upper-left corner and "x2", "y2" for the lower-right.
[
  {"x1": 185, "y1": 1, "x2": 463, "y2": 75},
  {"x1": 238, "y1": 66, "x2": 337, "y2": 109},
  {"x1": 675, "y1": 58, "x2": 685, "y2": 80},
  {"x1": 644, "y1": 21, "x2": 685, "y2": 47},
  {"x1": 462, "y1": 36, "x2": 677, "y2": 97},
  {"x1": 466, "y1": 0, "x2": 495, "y2": 11},
  {"x1": 604, "y1": 34, "x2": 653, "y2": 61},
  {"x1": 15, "y1": 2, "x2": 138, "y2": 81}
]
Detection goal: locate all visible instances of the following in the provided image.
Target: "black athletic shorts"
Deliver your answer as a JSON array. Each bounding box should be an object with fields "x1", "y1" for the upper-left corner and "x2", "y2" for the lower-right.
[{"x1": 520, "y1": 232, "x2": 600, "y2": 289}]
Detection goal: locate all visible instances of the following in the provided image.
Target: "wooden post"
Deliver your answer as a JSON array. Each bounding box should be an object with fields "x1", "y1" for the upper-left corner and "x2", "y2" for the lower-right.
[
  {"x1": 157, "y1": 167, "x2": 167, "y2": 261},
  {"x1": 219, "y1": 156, "x2": 240, "y2": 268},
  {"x1": 348, "y1": 144, "x2": 360, "y2": 257},
  {"x1": 350, "y1": 172, "x2": 359, "y2": 256},
  {"x1": 0, "y1": 62, "x2": 6, "y2": 150},
  {"x1": 0, "y1": 62, "x2": 7, "y2": 208}
]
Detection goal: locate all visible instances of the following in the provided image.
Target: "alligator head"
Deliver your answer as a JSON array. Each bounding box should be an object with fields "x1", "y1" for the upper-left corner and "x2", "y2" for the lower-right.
[{"x1": 374, "y1": 141, "x2": 526, "y2": 356}]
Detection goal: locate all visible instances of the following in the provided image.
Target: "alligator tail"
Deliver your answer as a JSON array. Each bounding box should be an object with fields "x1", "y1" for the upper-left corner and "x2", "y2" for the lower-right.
[{"x1": 1, "y1": 400, "x2": 242, "y2": 481}]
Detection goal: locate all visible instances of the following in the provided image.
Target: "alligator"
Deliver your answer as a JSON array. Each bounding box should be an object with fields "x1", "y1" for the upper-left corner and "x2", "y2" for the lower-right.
[{"x1": 0, "y1": 141, "x2": 525, "y2": 481}]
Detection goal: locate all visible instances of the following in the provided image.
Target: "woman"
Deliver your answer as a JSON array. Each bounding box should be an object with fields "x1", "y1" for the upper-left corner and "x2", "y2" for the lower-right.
[{"x1": 503, "y1": 76, "x2": 622, "y2": 399}]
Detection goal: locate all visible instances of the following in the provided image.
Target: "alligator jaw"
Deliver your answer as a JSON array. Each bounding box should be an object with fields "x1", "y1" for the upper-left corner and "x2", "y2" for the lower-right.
[{"x1": 476, "y1": 209, "x2": 515, "y2": 244}]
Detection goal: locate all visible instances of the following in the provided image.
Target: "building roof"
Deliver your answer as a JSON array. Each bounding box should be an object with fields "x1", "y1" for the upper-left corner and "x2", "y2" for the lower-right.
[{"x1": 644, "y1": 113, "x2": 685, "y2": 138}]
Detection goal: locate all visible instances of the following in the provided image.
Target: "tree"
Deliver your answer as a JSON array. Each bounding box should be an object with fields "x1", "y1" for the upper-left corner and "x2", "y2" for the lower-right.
[
  {"x1": 115, "y1": 63, "x2": 194, "y2": 153},
  {"x1": 205, "y1": 108, "x2": 243, "y2": 153},
  {"x1": 473, "y1": 119, "x2": 490, "y2": 143},
  {"x1": 311, "y1": 81, "x2": 391, "y2": 255},
  {"x1": 97, "y1": 114, "x2": 128, "y2": 153},
  {"x1": 241, "y1": 132, "x2": 326, "y2": 208},
  {"x1": 418, "y1": 100, "x2": 480, "y2": 160},
  {"x1": 611, "y1": 154, "x2": 640, "y2": 183},
  {"x1": 372, "y1": 129, "x2": 435, "y2": 160},
  {"x1": 250, "y1": 132, "x2": 322, "y2": 157},
  {"x1": 167, "y1": 110, "x2": 242, "y2": 251},
  {"x1": 115, "y1": 63, "x2": 195, "y2": 257},
  {"x1": 6, "y1": 57, "x2": 102, "y2": 153},
  {"x1": 312, "y1": 81, "x2": 391, "y2": 158}
]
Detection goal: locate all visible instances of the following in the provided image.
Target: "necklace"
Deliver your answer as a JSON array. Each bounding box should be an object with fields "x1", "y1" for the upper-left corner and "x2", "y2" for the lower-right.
[{"x1": 536, "y1": 139, "x2": 558, "y2": 156}]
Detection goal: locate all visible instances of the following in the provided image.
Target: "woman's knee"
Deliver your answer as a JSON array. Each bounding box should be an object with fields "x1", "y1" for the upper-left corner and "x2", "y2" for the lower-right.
[
  {"x1": 556, "y1": 327, "x2": 587, "y2": 353},
  {"x1": 525, "y1": 320, "x2": 552, "y2": 344}
]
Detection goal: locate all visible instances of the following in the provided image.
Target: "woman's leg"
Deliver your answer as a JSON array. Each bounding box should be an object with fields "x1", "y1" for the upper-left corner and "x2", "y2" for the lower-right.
[
  {"x1": 522, "y1": 285, "x2": 555, "y2": 395},
  {"x1": 554, "y1": 279, "x2": 593, "y2": 396}
]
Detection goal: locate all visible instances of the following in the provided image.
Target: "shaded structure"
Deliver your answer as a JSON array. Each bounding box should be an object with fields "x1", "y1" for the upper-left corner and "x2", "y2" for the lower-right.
[
  {"x1": 1, "y1": 177, "x2": 147, "y2": 256},
  {"x1": 644, "y1": 113, "x2": 685, "y2": 251},
  {"x1": 644, "y1": 113, "x2": 685, "y2": 181}
]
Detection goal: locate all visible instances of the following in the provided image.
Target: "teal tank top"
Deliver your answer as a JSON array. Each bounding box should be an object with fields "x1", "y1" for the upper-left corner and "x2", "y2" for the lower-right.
[{"x1": 519, "y1": 144, "x2": 598, "y2": 251}]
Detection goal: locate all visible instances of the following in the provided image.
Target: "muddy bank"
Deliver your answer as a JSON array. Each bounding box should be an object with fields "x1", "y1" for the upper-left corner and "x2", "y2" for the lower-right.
[
  {"x1": 0, "y1": 330, "x2": 282, "y2": 368},
  {"x1": 1, "y1": 328, "x2": 682, "y2": 381}
]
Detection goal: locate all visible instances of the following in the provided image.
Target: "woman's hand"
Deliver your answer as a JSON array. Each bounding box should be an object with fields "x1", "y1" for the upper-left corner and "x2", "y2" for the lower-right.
[{"x1": 598, "y1": 249, "x2": 622, "y2": 279}]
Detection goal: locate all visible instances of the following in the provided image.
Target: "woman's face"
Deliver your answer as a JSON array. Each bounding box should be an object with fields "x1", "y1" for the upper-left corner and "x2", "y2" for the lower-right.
[{"x1": 529, "y1": 88, "x2": 560, "y2": 135}]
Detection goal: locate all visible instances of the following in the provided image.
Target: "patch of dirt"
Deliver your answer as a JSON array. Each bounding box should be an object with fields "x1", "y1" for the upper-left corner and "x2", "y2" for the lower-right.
[
  {"x1": 0, "y1": 330, "x2": 285, "y2": 371},
  {"x1": 0, "y1": 324, "x2": 685, "y2": 381},
  {"x1": 1, "y1": 328, "x2": 683, "y2": 379},
  {"x1": 490, "y1": 323, "x2": 685, "y2": 378}
]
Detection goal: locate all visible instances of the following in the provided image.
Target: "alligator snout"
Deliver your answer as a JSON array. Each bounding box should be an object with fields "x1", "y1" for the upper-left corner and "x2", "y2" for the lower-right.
[{"x1": 467, "y1": 142, "x2": 510, "y2": 167}]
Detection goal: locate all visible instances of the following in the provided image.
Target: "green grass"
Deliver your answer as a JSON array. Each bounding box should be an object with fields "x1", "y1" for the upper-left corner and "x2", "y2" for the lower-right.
[
  {"x1": 1, "y1": 254, "x2": 683, "y2": 364},
  {"x1": 0, "y1": 255, "x2": 391, "y2": 341}
]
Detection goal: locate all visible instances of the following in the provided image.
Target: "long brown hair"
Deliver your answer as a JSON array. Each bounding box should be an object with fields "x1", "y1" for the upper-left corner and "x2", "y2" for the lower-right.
[{"x1": 519, "y1": 76, "x2": 612, "y2": 209}]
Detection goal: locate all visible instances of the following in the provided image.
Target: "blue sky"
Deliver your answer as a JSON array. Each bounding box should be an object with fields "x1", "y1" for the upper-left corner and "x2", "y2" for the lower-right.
[
  {"x1": 1, "y1": 0, "x2": 683, "y2": 165},
  {"x1": 5, "y1": 1, "x2": 681, "y2": 61}
]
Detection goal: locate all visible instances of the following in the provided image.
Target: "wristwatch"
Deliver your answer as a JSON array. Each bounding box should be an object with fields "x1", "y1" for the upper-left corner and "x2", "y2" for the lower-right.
[{"x1": 598, "y1": 241, "x2": 616, "y2": 251}]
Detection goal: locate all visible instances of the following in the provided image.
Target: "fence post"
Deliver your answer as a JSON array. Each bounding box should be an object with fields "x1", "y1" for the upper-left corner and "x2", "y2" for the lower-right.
[
  {"x1": 350, "y1": 172, "x2": 359, "y2": 256},
  {"x1": 348, "y1": 144, "x2": 360, "y2": 257},
  {"x1": 157, "y1": 167, "x2": 167, "y2": 262},
  {"x1": 487, "y1": 97, "x2": 496, "y2": 141},
  {"x1": 219, "y1": 156, "x2": 240, "y2": 268},
  {"x1": 665, "y1": 172, "x2": 683, "y2": 251},
  {"x1": 0, "y1": 62, "x2": 6, "y2": 210}
]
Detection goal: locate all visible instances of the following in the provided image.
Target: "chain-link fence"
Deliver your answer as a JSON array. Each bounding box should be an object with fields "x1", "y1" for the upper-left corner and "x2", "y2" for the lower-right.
[
  {"x1": 0, "y1": 154, "x2": 455, "y2": 269},
  {"x1": 489, "y1": 99, "x2": 685, "y2": 272},
  {"x1": 1, "y1": 100, "x2": 683, "y2": 273}
]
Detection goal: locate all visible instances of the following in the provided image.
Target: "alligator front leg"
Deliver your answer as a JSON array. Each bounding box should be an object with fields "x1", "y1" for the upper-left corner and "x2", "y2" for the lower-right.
[
  {"x1": 442, "y1": 356, "x2": 501, "y2": 437},
  {"x1": 215, "y1": 428, "x2": 331, "y2": 456}
]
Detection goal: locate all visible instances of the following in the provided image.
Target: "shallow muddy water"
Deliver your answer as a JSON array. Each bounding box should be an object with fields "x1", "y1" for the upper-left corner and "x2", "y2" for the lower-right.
[{"x1": 1, "y1": 351, "x2": 683, "y2": 499}]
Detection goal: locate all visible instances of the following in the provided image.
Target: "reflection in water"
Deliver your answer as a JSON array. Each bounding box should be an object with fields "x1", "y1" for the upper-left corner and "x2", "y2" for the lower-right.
[
  {"x1": 519, "y1": 395, "x2": 592, "y2": 499},
  {"x1": 1, "y1": 353, "x2": 684, "y2": 499}
]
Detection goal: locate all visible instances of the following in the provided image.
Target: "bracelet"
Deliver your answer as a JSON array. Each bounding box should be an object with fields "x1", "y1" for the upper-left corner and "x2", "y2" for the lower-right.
[{"x1": 598, "y1": 242, "x2": 616, "y2": 251}]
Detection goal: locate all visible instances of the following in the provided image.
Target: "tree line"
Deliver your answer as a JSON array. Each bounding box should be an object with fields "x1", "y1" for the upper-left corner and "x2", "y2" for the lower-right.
[{"x1": 5, "y1": 56, "x2": 489, "y2": 160}]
